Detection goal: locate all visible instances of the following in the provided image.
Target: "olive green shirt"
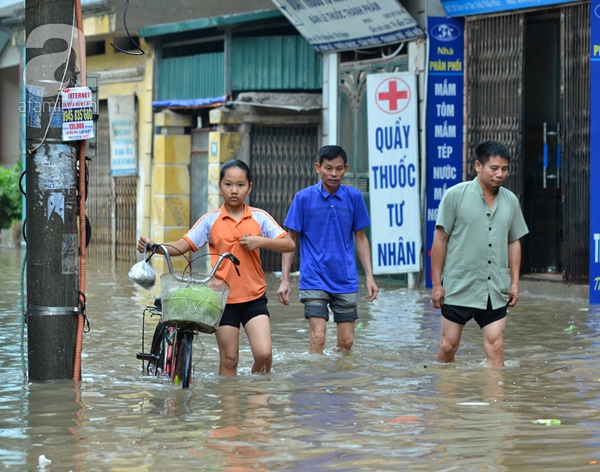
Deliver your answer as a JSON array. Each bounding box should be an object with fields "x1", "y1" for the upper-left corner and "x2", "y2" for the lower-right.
[{"x1": 436, "y1": 178, "x2": 529, "y2": 310}]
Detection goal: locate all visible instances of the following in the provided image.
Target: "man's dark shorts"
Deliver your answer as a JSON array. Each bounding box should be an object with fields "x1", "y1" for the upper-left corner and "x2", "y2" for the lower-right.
[
  {"x1": 299, "y1": 290, "x2": 358, "y2": 323},
  {"x1": 219, "y1": 295, "x2": 270, "y2": 328},
  {"x1": 441, "y1": 297, "x2": 507, "y2": 329}
]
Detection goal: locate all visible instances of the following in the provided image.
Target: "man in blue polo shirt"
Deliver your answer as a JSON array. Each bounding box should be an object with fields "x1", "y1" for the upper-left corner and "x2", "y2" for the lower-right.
[{"x1": 278, "y1": 145, "x2": 379, "y2": 354}]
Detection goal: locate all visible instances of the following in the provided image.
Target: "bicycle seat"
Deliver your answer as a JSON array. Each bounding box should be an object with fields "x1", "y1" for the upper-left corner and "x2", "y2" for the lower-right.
[{"x1": 154, "y1": 297, "x2": 162, "y2": 310}]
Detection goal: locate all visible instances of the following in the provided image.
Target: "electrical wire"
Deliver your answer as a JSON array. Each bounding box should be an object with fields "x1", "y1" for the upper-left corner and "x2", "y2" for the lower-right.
[
  {"x1": 381, "y1": 42, "x2": 405, "y2": 60},
  {"x1": 17, "y1": 158, "x2": 27, "y2": 379},
  {"x1": 110, "y1": 0, "x2": 145, "y2": 56},
  {"x1": 27, "y1": 7, "x2": 77, "y2": 156}
]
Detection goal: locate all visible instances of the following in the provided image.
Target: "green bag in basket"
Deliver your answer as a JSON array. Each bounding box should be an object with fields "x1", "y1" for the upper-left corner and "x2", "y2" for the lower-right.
[{"x1": 162, "y1": 280, "x2": 226, "y2": 333}]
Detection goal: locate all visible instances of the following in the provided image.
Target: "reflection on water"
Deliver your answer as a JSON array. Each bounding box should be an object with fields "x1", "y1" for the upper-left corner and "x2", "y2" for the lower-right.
[{"x1": 1, "y1": 247, "x2": 600, "y2": 470}]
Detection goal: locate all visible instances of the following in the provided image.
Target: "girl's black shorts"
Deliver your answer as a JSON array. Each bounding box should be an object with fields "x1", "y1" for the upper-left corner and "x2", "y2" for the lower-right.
[{"x1": 219, "y1": 295, "x2": 270, "y2": 328}]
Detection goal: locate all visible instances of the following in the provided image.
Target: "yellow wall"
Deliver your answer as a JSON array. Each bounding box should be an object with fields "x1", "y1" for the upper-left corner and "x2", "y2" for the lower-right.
[
  {"x1": 151, "y1": 113, "x2": 193, "y2": 272},
  {"x1": 83, "y1": 14, "x2": 116, "y2": 37}
]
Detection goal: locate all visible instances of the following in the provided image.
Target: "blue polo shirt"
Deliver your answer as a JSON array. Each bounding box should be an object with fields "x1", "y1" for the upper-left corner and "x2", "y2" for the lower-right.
[{"x1": 284, "y1": 182, "x2": 371, "y2": 293}]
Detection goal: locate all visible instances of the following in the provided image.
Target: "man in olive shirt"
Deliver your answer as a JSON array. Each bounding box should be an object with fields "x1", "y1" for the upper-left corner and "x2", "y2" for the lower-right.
[{"x1": 430, "y1": 140, "x2": 529, "y2": 367}]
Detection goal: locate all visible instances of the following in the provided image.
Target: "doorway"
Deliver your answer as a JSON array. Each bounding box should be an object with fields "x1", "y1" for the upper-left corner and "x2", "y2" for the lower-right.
[
  {"x1": 522, "y1": 12, "x2": 562, "y2": 275},
  {"x1": 465, "y1": 4, "x2": 590, "y2": 283},
  {"x1": 249, "y1": 124, "x2": 319, "y2": 272},
  {"x1": 87, "y1": 99, "x2": 138, "y2": 263}
]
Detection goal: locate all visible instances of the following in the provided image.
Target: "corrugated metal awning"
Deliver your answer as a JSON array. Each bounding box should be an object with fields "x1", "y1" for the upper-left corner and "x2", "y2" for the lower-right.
[
  {"x1": 228, "y1": 100, "x2": 320, "y2": 112},
  {"x1": 138, "y1": 9, "x2": 283, "y2": 38}
]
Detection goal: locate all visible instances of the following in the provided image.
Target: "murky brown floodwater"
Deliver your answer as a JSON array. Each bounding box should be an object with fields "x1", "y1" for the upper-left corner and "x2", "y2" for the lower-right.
[{"x1": 1, "y1": 246, "x2": 600, "y2": 471}]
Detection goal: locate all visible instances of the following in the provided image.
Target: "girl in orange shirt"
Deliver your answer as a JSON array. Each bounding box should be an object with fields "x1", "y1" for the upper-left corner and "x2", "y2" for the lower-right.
[{"x1": 138, "y1": 160, "x2": 295, "y2": 376}]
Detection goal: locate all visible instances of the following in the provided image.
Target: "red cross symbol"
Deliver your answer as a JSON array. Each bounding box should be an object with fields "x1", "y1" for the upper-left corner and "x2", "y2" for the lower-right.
[{"x1": 375, "y1": 78, "x2": 411, "y2": 114}]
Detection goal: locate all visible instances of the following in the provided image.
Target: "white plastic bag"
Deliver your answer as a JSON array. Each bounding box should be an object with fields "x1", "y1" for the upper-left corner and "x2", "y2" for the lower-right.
[{"x1": 128, "y1": 248, "x2": 156, "y2": 289}]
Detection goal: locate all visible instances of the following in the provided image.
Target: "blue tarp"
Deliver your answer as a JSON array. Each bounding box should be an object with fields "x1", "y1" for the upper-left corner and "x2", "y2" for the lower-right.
[{"x1": 152, "y1": 95, "x2": 229, "y2": 110}]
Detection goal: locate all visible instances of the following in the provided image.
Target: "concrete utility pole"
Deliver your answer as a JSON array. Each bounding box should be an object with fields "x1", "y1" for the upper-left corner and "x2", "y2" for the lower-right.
[{"x1": 25, "y1": 0, "x2": 80, "y2": 381}]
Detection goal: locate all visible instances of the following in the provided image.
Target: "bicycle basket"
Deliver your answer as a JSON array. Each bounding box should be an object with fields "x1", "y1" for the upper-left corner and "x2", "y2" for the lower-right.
[{"x1": 160, "y1": 273, "x2": 230, "y2": 333}]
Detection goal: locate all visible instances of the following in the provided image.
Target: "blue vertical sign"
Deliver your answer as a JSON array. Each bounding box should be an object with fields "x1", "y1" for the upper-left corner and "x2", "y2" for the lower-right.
[
  {"x1": 425, "y1": 17, "x2": 464, "y2": 288},
  {"x1": 590, "y1": 0, "x2": 600, "y2": 303}
]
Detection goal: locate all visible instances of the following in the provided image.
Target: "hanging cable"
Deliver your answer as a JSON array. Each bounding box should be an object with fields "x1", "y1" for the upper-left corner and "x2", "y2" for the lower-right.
[
  {"x1": 19, "y1": 160, "x2": 27, "y2": 380},
  {"x1": 27, "y1": 10, "x2": 76, "y2": 156},
  {"x1": 110, "y1": 0, "x2": 145, "y2": 56},
  {"x1": 381, "y1": 42, "x2": 405, "y2": 60}
]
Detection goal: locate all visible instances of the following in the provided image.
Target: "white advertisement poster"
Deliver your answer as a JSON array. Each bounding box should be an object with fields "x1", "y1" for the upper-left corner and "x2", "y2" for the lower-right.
[
  {"x1": 271, "y1": 0, "x2": 424, "y2": 52},
  {"x1": 61, "y1": 87, "x2": 94, "y2": 141},
  {"x1": 108, "y1": 95, "x2": 137, "y2": 176},
  {"x1": 367, "y1": 72, "x2": 421, "y2": 274}
]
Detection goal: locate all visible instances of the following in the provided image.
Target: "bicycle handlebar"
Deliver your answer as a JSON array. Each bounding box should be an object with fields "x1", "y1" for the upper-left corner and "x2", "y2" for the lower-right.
[{"x1": 147, "y1": 243, "x2": 240, "y2": 284}]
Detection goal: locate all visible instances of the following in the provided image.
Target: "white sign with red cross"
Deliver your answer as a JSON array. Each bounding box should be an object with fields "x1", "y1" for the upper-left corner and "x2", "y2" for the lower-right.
[
  {"x1": 367, "y1": 72, "x2": 421, "y2": 274},
  {"x1": 375, "y1": 77, "x2": 412, "y2": 114}
]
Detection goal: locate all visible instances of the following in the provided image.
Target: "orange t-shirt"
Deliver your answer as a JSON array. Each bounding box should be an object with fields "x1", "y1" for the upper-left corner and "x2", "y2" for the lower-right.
[{"x1": 183, "y1": 204, "x2": 287, "y2": 303}]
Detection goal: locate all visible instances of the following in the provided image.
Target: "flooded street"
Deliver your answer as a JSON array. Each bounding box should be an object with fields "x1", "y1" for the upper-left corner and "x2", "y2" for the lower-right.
[{"x1": 1, "y1": 246, "x2": 600, "y2": 471}]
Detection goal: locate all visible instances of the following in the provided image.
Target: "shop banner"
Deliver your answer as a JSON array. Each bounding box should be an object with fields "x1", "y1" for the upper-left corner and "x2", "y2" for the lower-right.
[
  {"x1": 108, "y1": 95, "x2": 137, "y2": 176},
  {"x1": 590, "y1": 0, "x2": 600, "y2": 304},
  {"x1": 424, "y1": 17, "x2": 464, "y2": 288},
  {"x1": 271, "y1": 0, "x2": 424, "y2": 52},
  {"x1": 440, "y1": 0, "x2": 579, "y2": 17},
  {"x1": 367, "y1": 72, "x2": 421, "y2": 274}
]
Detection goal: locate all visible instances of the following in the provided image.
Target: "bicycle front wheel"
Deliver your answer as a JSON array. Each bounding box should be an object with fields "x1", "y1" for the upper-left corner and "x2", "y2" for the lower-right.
[{"x1": 175, "y1": 330, "x2": 193, "y2": 388}]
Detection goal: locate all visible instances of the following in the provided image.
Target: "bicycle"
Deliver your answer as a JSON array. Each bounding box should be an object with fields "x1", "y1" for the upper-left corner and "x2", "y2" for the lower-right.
[{"x1": 136, "y1": 243, "x2": 240, "y2": 388}]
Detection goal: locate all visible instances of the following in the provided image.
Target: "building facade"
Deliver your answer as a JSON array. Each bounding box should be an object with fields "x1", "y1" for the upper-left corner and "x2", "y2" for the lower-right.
[
  {"x1": 429, "y1": 0, "x2": 598, "y2": 302},
  {"x1": 2, "y1": 0, "x2": 598, "y2": 301}
]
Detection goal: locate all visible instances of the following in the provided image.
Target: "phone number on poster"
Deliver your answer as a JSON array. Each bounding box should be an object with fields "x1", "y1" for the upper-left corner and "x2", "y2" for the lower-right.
[{"x1": 63, "y1": 107, "x2": 93, "y2": 122}]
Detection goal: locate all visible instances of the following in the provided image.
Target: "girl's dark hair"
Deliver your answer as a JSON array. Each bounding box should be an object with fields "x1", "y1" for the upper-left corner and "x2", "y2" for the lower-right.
[{"x1": 219, "y1": 159, "x2": 252, "y2": 183}]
